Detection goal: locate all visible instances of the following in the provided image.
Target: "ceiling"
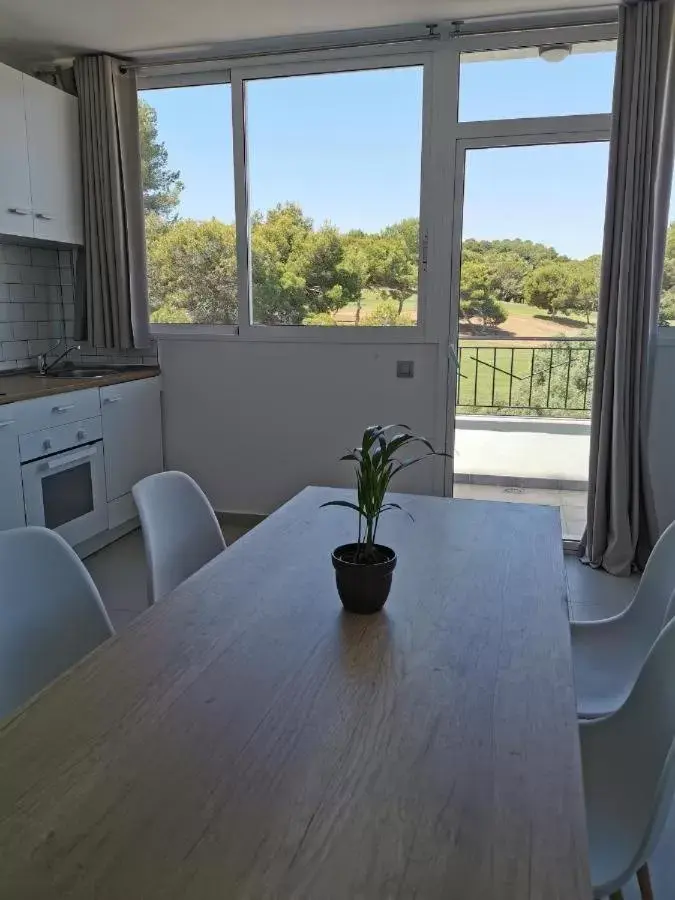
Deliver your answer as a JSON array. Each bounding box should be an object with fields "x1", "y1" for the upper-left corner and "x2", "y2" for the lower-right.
[{"x1": 0, "y1": 0, "x2": 613, "y2": 66}]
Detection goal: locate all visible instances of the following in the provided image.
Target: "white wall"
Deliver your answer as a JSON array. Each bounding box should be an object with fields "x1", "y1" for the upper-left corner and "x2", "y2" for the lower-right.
[
  {"x1": 159, "y1": 338, "x2": 444, "y2": 515},
  {"x1": 650, "y1": 337, "x2": 675, "y2": 531}
]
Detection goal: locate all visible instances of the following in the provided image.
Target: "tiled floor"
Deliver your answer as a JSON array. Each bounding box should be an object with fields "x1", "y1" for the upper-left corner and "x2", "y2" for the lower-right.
[
  {"x1": 83, "y1": 523, "x2": 249, "y2": 631},
  {"x1": 453, "y1": 481, "x2": 587, "y2": 541},
  {"x1": 84, "y1": 526, "x2": 671, "y2": 897}
]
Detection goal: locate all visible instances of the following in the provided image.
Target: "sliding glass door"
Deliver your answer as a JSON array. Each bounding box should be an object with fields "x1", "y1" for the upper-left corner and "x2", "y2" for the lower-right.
[{"x1": 449, "y1": 136, "x2": 610, "y2": 541}]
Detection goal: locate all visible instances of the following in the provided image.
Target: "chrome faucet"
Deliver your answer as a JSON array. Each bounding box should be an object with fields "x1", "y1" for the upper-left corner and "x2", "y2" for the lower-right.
[{"x1": 37, "y1": 341, "x2": 81, "y2": 376}]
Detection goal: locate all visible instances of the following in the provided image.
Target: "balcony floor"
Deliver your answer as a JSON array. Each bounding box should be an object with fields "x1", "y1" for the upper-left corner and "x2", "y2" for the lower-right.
[
  {"x1": 454, "y1": 418, "x2": 590, "y2": 486},
  {"x1": 453, "y1": 482, "x2": 587, "y2": 542}
]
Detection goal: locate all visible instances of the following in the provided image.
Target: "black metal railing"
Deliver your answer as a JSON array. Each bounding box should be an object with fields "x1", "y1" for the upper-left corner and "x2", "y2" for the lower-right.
[{"x1": 456, "y1": 339, "x2": 595, "y2": 415}]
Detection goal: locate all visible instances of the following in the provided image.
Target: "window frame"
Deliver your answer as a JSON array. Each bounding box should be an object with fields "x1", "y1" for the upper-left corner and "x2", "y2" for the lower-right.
[
  {"x1": 138, "y1": 21, "x2": 618, "y2": 343},
  {"x1": 140, "y1": 48, "x2": 434, "y2": 341}
]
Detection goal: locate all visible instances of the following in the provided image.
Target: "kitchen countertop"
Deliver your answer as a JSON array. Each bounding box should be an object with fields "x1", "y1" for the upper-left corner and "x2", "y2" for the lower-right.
[{"x1": 0, "y1": 367, "x2": 161, "y2": 405}]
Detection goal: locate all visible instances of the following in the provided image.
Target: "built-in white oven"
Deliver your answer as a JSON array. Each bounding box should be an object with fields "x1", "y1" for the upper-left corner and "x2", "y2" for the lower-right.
[{"x1": 21, "y1": 416, "x2": 108, "y2": 547}]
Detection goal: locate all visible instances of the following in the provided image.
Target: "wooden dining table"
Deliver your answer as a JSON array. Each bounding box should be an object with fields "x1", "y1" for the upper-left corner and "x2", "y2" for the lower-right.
[{"x1": 0, "y1": 487, "x2": 590, "y2": 899}]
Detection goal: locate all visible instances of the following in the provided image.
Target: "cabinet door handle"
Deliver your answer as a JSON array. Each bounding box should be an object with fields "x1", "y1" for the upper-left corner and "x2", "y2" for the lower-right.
[
  {"x1": 103, "y1": 396, "x2": 121, "y2": 404},
  {"x1": 7, "y1": 207, "x2": 31, "y2": 215},
  {"x1": 0, "y1": 420, "x2": 15, "y2": 428},
  {"x1": 35, "y1": 212, "x2": 54, "y2": 221},
  {"x1": 52, "y1": 404, "x2": 75, "y2": 413}
]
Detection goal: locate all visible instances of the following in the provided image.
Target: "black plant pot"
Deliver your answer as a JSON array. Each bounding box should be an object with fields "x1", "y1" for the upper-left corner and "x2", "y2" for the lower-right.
[{"x1": 331, "y1": 543, "x2": 397, "y2": 614}]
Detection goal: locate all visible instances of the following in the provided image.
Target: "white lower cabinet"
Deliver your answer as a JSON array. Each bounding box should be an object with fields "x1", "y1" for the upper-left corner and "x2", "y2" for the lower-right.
[
  {"x1": 0, "y1": 375, "x2": 162, "y2": 541},
  {"x1": 101, "y1": 377, "x2": 163, "y2": 520},
  {"x1": 0, "y1": 417, "x2": 25, "y2": 531}
]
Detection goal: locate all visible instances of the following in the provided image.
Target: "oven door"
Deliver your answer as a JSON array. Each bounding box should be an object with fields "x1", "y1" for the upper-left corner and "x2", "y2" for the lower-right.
[{"x1": 21, "y1": 441, "x2": 108, "y2": 547}]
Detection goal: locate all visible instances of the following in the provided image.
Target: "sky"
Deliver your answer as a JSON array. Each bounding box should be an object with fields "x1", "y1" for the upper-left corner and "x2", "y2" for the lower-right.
[{"x1": 143, "y1": 46, "x2": 675, "y2": 261}]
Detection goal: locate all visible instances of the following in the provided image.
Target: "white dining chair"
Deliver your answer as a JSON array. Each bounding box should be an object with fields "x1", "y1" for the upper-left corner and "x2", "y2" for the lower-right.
[
  {"x1": 132, "y1": 470, "x2": 226, "y2": 604},
  {"x1": 0, "y1": 526, "x2": 114, "y2": 721},
  {"x1": 571, "y1": 519, "x2": 675, "y2": 719},
  {"x1": 581, "y1": 613, "x2": 675, "y2": 899}
]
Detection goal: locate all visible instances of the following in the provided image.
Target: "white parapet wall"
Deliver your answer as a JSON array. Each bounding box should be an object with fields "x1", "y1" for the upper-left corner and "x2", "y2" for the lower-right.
[{"x1": 454, "y1": 415, "x2": 591, "y2": 489}]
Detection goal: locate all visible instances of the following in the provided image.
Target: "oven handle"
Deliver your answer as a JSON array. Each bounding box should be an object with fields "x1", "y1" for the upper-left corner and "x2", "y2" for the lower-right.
[{"x1": 43, "y1": 444, "x2": 98, "y2": 471}]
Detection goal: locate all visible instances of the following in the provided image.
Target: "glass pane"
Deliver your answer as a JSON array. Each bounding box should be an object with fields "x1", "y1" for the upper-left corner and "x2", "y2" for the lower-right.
[
  {"x1": 659, "y1": 175, "x2": 675, "y2": 325},
  {"x1": 139, "y1": 84, "x2": 237, "y2": 325},
  {"x1": 42, "y1": 462, "x2": 94, "y2": 529},
  {"x1": 452, "y1": 141, "x2": 610, "y2": 544},
  {"x1": 245, "y1": 67, "x2": 423, "y2": 326},
  {"x1": 459, "y1": 40, "x2": 616, "y2": 121}
]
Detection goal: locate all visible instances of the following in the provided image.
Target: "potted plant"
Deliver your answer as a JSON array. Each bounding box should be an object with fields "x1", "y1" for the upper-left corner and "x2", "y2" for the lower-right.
[{"x1": 322, "y1": 424, "x2": 450, "y2": 614}]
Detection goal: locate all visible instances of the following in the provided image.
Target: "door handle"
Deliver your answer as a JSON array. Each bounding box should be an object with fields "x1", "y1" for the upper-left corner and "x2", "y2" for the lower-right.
[
  {"x1": 7, "y1": 207, "x2": 31, "y2": 215},
  {"x1": 103, "y1": 396, "x2": 121, "y2": 404},
  {"x1": 52, "y1": 404, "x2": 75, "y2": 413},
  {"x1": 44, "y1": 445, "x2": 97, "y2": 471},
  {"x1": 35, "y1": 212, "x2": 54, "y2": 221},
  {"x1": 0, "y1": 420, "x2": 15, "y2": 428}
]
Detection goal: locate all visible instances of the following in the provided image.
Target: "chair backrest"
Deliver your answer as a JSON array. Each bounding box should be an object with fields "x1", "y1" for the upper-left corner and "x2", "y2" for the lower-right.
[
  {"x1": 583, "y1": 614, "x2": 675, "y2": 885},
  {"x1": 0, "y1": 527, "x2": 114, "y2": 721},
  {"x1": 621, "y1": 518, "x2": 675, "y2": 640},
  {"x1": 132, "y1": 471, "x2": 226, "y2": 603}
]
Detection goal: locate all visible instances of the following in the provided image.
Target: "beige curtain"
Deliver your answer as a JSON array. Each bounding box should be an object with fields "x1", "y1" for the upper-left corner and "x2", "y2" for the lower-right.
[
  {"x1": 581, "y1": 0, "x2": 675, "y2": 575},
  {"x1": 73, "y1": 56, "x2": 150, "y2": 349}
]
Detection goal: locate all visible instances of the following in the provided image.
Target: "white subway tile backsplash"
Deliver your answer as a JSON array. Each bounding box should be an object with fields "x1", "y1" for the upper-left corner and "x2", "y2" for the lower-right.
[
  {"x1": 40, "y1": 321, "x2": 62, "y2": 340},
  {"x1": 2, "y1": 340, "x2": 29, "y2": 360},
  {"x1": 0, "y1": 242, "x2": 157, "y2": 371},
  {"x1": 1, "y1": 246, "x2": 30, "y2": 265},
  {"x1": 0, "y1": 264, "x2": 23, "y2": 283},
  {"x1": 9, "y1": 283, "x2": 35, "y2": 301},
  {"x1": 30, "y1": 248, "x2": 59, "y2": 267},
  {"x1": 12, "y1": 322, "x2": 38, "y2": 340},
  {"x1": 22, "y1": 266, "x2": 60, "y2": 286},
  {"x1": 23, "y1": 303, "x2": 49, "y2": 322},
  {"x1": 28, "y1": 339, "x2": 52, "y2": 357},
  {"x1": 0, "y1": 303, "x2": 24, "y2": 322},
  {"x1": 61, "y1": 285, "x2": 74, "y2": 304}
]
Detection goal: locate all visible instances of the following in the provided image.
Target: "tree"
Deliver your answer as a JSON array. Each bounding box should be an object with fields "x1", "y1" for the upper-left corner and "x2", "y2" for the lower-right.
[
  {"x1": 251, "y1": 208, "x2": 366, "y2": 325},
  {"x1": 362, "y1": 235, "x2": 417, "y2": 314},
  {"x1": 361, "y1": 299, "x2": 414, "y2": 326},
  {"x1": 146, "y1": 217, "x2": 238, "y2": 324},
  {"x1": 524, "y1": 261, "x2": 574, "y2": 316},
  {"x1": 459, "y1": 259, "x2": 507, "y2": 328},
  {"x1": 481, "y1": 251, "x2": 531, "y2": 305},
  {"x1": 511, "y1": 337, "x2": 595, "y2": 416},
  {"x1": 138, "y1": 99, "x2": 184, "y2": 220}
]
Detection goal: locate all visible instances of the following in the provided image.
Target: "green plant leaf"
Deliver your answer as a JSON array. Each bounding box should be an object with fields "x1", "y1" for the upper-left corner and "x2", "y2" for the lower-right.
[
  {"x1": 320, "y1": 500, "x2": 364, "y2": 514},
  {"x1": 380, "y1": 502, "x2": 415, "y2": 522}
]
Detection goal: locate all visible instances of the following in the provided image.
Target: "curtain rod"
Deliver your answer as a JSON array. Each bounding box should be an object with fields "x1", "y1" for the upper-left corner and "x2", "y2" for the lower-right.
[
  {"x1": 121, "y1": 5, "x2": 617, "y2": 73},
  {"x1": 119, "y1": 26, "x2": 441, "y2": 72}
]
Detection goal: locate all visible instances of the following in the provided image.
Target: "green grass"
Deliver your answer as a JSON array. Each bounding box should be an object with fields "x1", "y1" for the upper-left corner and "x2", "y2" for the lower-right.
[{"x1": 499, "y1": 300, "x2": 596, "y2": 327}]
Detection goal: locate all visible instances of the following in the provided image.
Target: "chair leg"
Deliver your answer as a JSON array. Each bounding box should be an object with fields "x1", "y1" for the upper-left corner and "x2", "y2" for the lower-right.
[{"x1": 637, "y1": 863, "x2": 654, "y2": 900}]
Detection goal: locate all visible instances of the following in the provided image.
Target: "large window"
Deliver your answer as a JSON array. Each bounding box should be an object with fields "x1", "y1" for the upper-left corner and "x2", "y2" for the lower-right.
[
  {"x1": 244, "y1": 66, "x2": 423, "y2": 327},
  {"x1": 459, "y1": 40, "x2": 616, "y2": 122},
  {"x1": 140, "y1": 84, "x2": 237, "y2": 326}
]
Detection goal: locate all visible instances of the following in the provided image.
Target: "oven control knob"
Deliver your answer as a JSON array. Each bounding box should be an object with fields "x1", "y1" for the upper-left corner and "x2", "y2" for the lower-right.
[
  {"x1": 77, "y1": 430, "x2": 86, "y2": 441},
  {"x1": 42, "y1": 439, "x2": 51, "y2": 451}
]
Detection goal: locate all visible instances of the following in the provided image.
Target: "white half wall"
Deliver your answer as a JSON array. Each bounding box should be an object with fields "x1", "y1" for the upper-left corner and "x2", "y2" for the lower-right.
[
  {"x1": 159, "y1": 338, "x2": 444, "y2": 515},
  {"x1": 650, "y1": 337, "x2": 675, "y2": 532}
]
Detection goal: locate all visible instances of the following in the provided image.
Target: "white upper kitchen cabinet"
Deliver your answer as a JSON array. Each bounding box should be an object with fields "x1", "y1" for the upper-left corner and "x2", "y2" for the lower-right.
[
  {"x1": 0, "y1": 61, "x2": 83, "y2": 245},
  {"x1": 24, "y1": 75, "x2": 83, "y2": 245},
  {"x1": 0, "y1": 415, "x2": 26, "y2": 532},
  {"x1": 101, "y1": 378, "x2": 163, "y2": 503},
  {"x1": 0, "y1": 63, "x2": 33, "y2": 239}
]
